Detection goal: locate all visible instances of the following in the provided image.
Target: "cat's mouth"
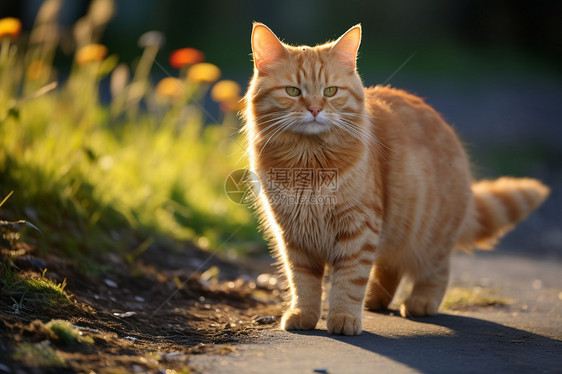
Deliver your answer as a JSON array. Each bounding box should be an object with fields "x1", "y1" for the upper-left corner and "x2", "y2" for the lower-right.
[{"x1": 291, "y1": 120, "x2": 331, "y2": 135}]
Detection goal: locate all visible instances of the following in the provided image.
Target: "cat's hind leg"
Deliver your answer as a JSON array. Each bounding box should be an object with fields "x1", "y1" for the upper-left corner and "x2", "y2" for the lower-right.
[
  {"x1": 364, "y1": 261, "x2": 401, "y2": 311},
  {"x1": 400, "y1": 252, "x2": 451, "y2": 317}
]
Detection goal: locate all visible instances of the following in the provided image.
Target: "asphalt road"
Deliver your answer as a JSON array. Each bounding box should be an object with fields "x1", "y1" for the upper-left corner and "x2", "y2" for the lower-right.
[{"x1": 190, "y1": 252, "x2": 562, "y2": 374}]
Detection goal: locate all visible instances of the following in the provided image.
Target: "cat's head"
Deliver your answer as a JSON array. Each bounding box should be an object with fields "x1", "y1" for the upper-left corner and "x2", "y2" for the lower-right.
[{"x1": 245, "y1": 23, "x2": 366, "y2": 138}]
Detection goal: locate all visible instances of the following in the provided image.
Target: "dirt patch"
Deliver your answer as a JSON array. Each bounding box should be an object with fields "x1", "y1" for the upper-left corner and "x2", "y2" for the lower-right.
[{"x1": 0, "y1": 244, "x2": 285, "y2": 373}]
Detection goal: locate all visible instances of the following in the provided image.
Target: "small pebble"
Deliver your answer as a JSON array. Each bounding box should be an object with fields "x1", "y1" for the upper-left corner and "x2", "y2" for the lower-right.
[
  {"x1": 161, "y1": 351, "x2": 185, "y2": 361},
  {"x1": 256, "y1": 273, "x2": 274, "y2": 288},
  {"x1": 114, "y1": 311, "x2": 136, "y2": 318},
  {"x1": 253, "y1": 315, "x2": 277, "y2": 325},
  {"x1": 313, "y1": 369, "x2": 328, "y2": 373},
  {"x1": 104, "y1": 279, "x2": 118, "y2": 288}
]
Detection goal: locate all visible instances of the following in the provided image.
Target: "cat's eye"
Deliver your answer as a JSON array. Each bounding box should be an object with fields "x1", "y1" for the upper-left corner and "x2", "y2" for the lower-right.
[
  {"x1": 285, "y1": 87, "x2": 301, "y2": 97},
  {"x1": 324, "y1": 86, "x2": 338, "y2": 97}
]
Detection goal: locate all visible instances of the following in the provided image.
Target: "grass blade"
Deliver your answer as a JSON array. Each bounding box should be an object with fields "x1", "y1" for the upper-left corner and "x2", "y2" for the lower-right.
[{"x1": 0, "y1": 191, "x2": 14, "y2": 208}]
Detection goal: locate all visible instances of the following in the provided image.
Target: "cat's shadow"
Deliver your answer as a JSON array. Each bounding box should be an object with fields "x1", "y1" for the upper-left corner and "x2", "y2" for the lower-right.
[{"x1": 291, "y1": 311, "x2": 561, "y2": 373}]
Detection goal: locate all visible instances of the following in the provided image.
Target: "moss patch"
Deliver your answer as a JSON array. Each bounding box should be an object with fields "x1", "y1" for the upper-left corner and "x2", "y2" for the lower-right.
[
  {"x1": 12, "y1": 341, "x2": 66, "y2": 368},
  {"x1": 0, "y1": 266, "x2": 70, "y2": 311},
  {"x1": 443, "y1": 287, "x2": 511, "y2": 311}
]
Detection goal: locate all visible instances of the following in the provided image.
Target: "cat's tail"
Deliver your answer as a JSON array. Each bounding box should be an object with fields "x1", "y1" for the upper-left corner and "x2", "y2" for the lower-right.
[{"x1": 456, "y1": 177, "x2": 549, "y2": 251}]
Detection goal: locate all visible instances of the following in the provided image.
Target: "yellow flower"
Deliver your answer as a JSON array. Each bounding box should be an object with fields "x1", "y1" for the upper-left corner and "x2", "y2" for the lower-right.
[
  {"x1": 187, "y1": 63, "x2": 220, "y2": 83},
  {"x1": 155, "y1": 77, "x2": 185, "y2": 99},
  {"x1": 75, "y1": 44, "x2": 108, "y2": 65},
  {"x1": 219, "y1": 99, "x2": 243, "y2": 113},
  {"x1": 211, "y1": 80, "x2": 243, "y2": 112},
  {"x1": 0, "y1": 17, "x2": 22, "y2": 40},
  {"x1": 210, "y1": 80, "x2": 241, "y2": 103}
]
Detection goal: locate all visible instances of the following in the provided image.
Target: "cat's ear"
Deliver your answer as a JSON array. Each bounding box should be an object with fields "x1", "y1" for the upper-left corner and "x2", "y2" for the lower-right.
[
  {"x1": 330, "y1": 24, "x2": 362, "y2": 70},
  {"x1": 251, "y1": 23, "x2": 287, "y2": 73}
]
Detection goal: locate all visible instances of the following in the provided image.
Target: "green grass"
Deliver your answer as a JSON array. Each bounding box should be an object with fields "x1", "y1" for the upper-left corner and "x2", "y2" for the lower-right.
[
  {"x1": 1, "y1": 92, "x2": 260, "y2": 259},
  {"x1": 1, "y1": 98, "x2": 259, "y2": 258},
  {"x1": 0, "y1": 7, "x2": 264, "y2": 271},
  {"x1": 0, "y1": 265, "x2": 70, "y2": 310},
  {"x1": 23, "y1": 272, "x2": 70, "y2": 306}
]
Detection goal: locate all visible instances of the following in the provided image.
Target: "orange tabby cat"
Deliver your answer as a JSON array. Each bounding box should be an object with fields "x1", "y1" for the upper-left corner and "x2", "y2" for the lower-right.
[{"x1": 243, "y1": 23, "x2": 549, "y2": 335}]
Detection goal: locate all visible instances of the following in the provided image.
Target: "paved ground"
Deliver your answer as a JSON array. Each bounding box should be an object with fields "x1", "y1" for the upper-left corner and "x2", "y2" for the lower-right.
[{"x1": 190, "y1": 251, "x2": 562, "y2": 374}]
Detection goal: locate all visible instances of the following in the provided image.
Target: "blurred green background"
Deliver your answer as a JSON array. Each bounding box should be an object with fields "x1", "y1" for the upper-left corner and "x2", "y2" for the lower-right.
[
  {"x1": 1, "y1": 0, "x2": 560, "y2": 263},
  {"x1": 5, "y1": 0, "x2": 561, "y2": 76}
]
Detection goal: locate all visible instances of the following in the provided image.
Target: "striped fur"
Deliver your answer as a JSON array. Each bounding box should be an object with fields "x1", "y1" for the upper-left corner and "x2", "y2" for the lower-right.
[
  {"x1": 457, "y1": 177, "x2": 550, "y2": 250},
  {"x1": 243, "y1": 23, "x2": 549, "y2": 336}
]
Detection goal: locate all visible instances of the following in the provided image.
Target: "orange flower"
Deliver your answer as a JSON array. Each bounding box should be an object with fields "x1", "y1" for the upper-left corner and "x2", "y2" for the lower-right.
[
  {"x1": 187, "y1": 63, "x2": 220, "y2": 83},
  {"x1": 155, "y1": 77, "x2": 185, "y2": 99},
  {"x1": 0, "y1": 17, "x2": 22, "y2": 40},
  {"x1": 169, "y1": 48, "x2": 205, "y2": 69},
  {"x1": 211, "y1": 80, "x2": 241, "y2": 102},
  {"x1": 76, "y1": 44, "x2": 108, "y2": 65}
]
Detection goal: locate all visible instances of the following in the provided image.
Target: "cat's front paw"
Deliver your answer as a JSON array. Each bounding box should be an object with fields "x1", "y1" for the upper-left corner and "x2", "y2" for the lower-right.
[
  {"x1": 281, "y1": 308, "x2": 319, "y2": 331},
  {"x1": 400, "y1": 296, "x2": 439, "y2": 317},
  {"x1": 327, "y1": 312, "x2": 362, "y2": 335}
]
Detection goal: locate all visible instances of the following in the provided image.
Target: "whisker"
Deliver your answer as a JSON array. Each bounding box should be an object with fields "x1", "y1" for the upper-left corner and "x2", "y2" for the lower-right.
[
  {"x1": 334, "y1": 118, "x2": 388, "y2": 160},
  {"x1": 256, "y1": 119, "x2": 297, "y2": 159},
  {"x1": 340, "y1": 112, "x2": 373, "y2": 119},
  {"x1": 256, "y1": 121, "x2": 293, "y2": 159},
  {"x1": 338, "y1": 118, "x2": 390, "y2": 153},
  {"x1": 239, "y1": 113, "x2": 294, "y2": 165},
  {"x1": 332, "y1": 121, "x2": 371, "y2": 150},
  {"x1": 252, "y1": 118, "x2": 289, "y2": 141},
  {"x1": 242, "y1": 111, "x2": 290, "y2": 132},
  {"x1": 250, "y1": 114, "x2": 294, "y2": 143},
  {"x1": 339, "y1": 124, "x2": 382, "y2": 156}
]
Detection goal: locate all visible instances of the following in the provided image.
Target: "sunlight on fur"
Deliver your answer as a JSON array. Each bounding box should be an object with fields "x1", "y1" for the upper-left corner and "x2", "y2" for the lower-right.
[{"x1": 242, "y1": 22, "x2": 550, "y2": 336}]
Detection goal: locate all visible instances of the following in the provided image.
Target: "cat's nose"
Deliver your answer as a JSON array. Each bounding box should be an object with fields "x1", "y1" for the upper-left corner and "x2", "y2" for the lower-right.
[{"x1": 308, "y1": 107, "x2": 322, "y2": 117}]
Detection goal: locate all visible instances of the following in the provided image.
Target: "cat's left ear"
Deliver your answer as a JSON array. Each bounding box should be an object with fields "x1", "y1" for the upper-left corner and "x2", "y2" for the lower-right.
[{"x1": 330, "y1": 24, "x2": 362, "y2": 70}]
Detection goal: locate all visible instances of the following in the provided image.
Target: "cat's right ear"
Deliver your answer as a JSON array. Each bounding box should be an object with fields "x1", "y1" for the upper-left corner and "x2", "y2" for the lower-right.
[{"x1": 251, "y1": 23, "x2": 286, "y2": 73}]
